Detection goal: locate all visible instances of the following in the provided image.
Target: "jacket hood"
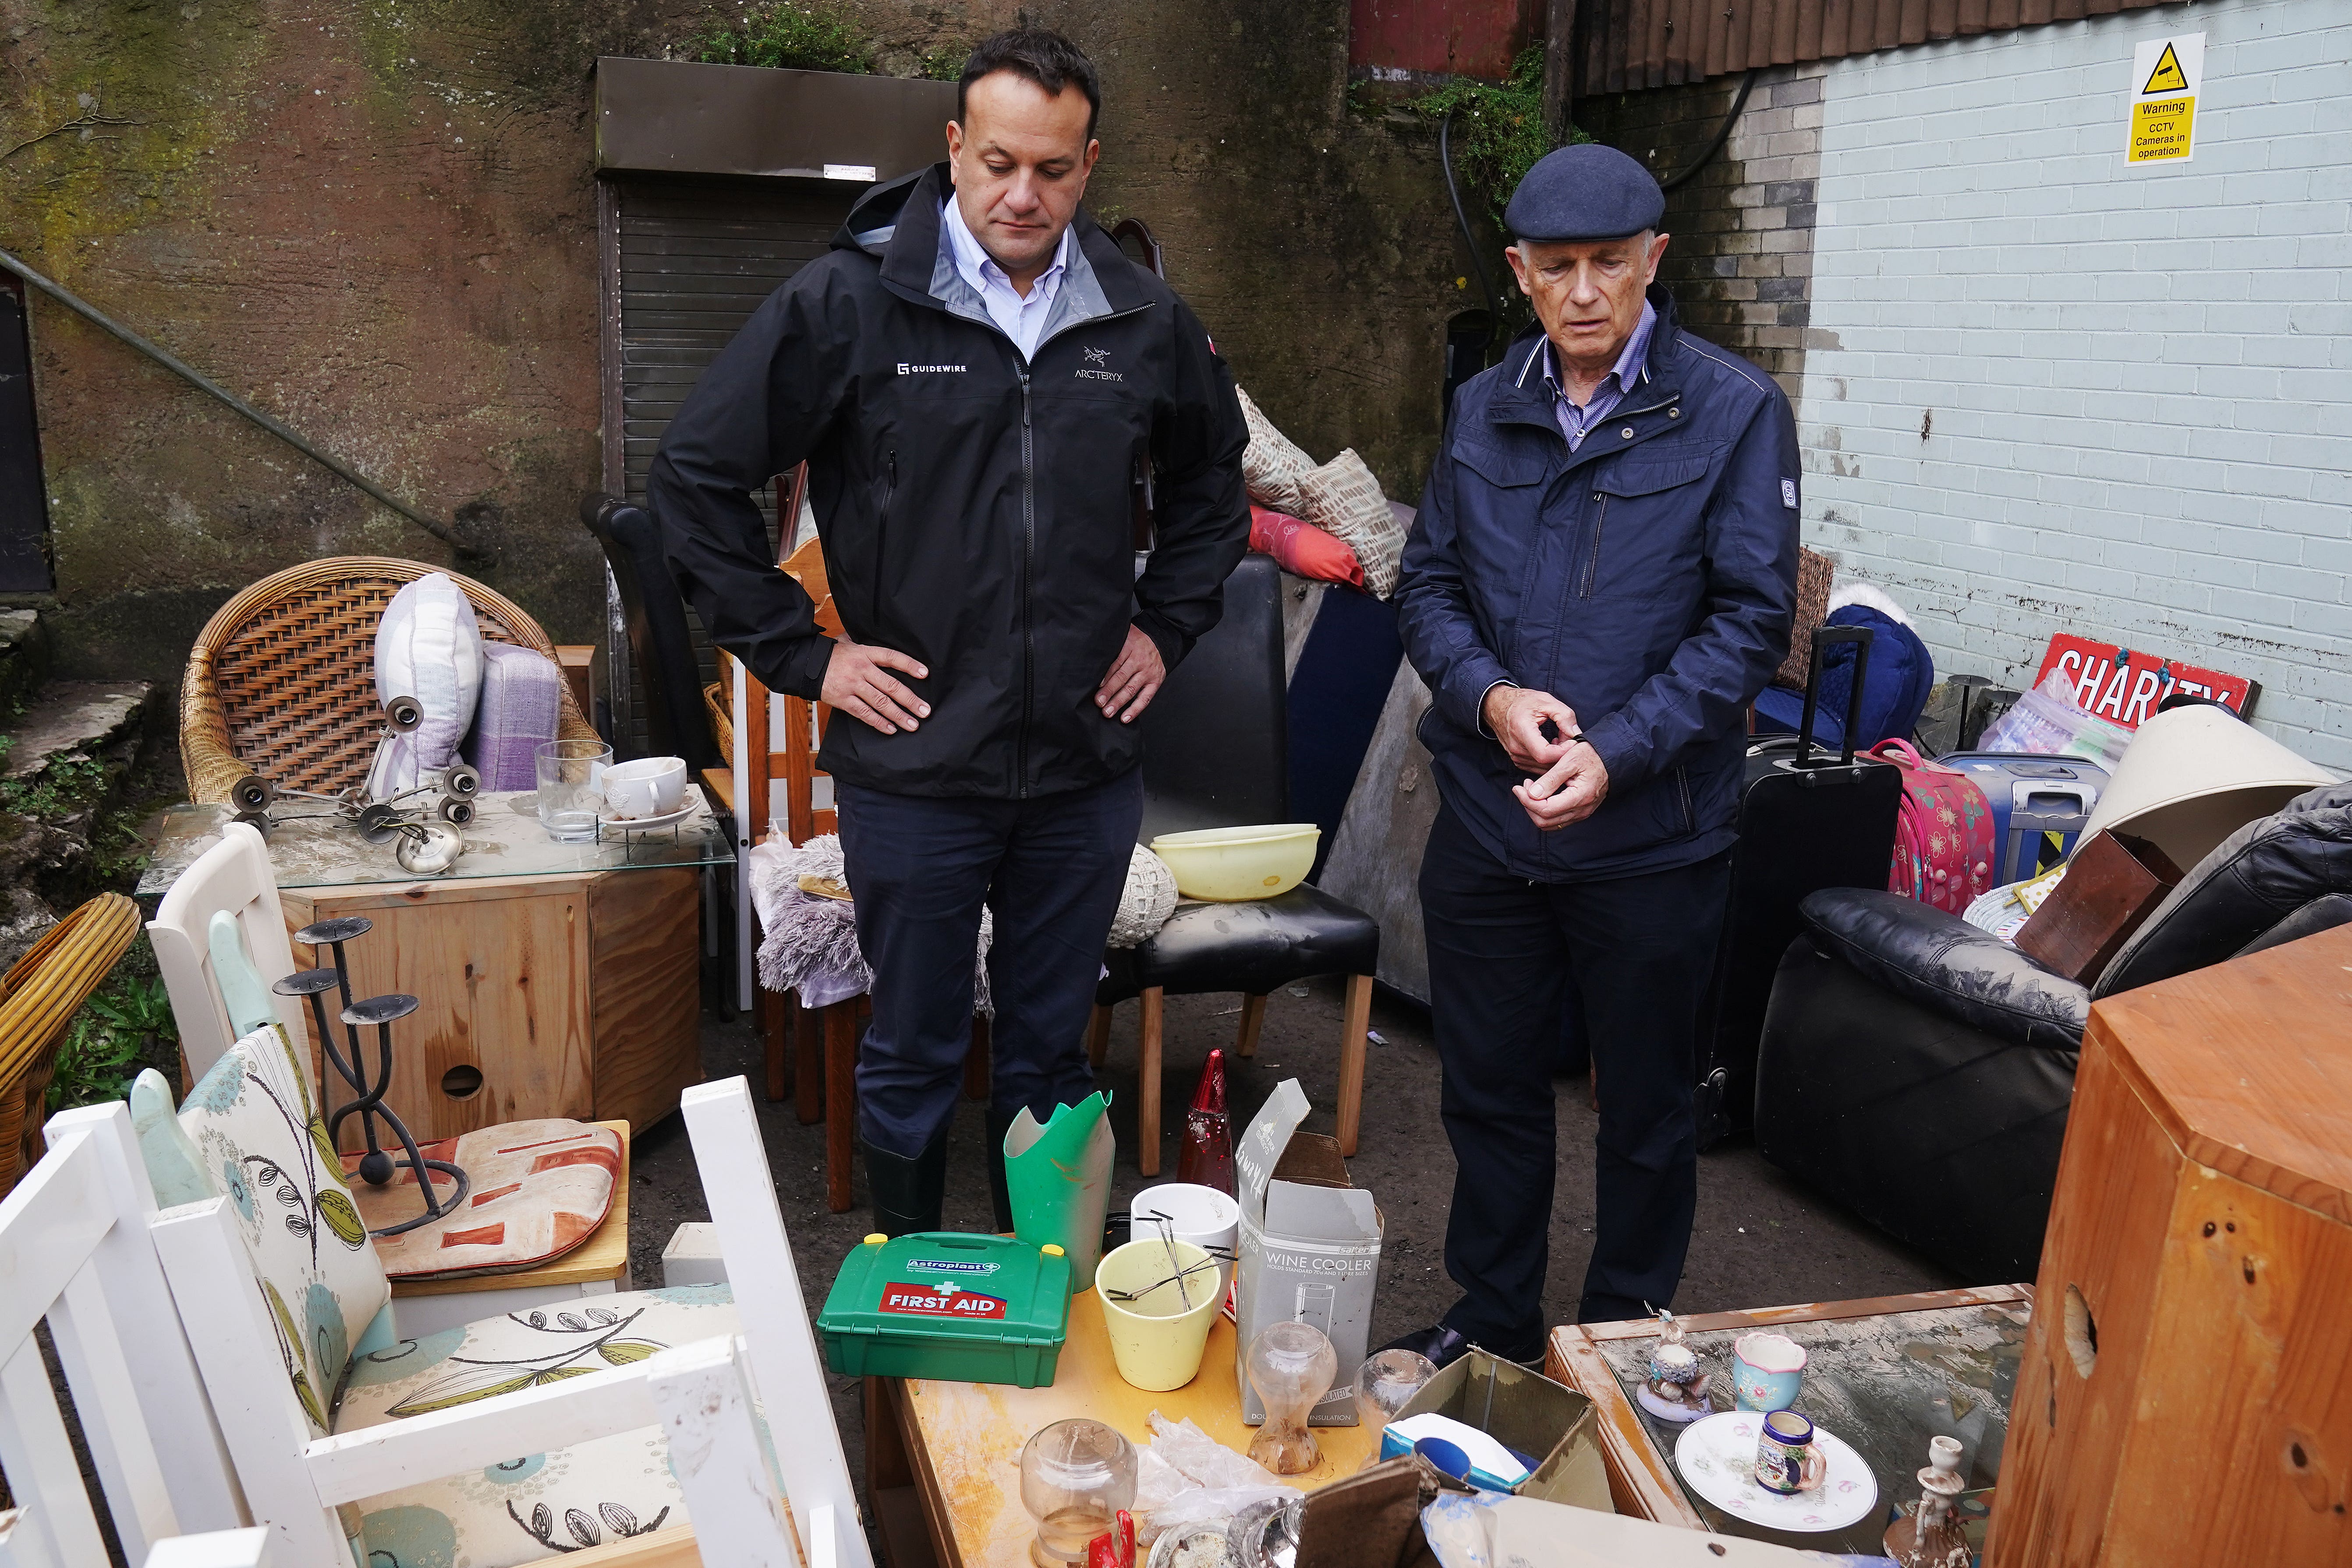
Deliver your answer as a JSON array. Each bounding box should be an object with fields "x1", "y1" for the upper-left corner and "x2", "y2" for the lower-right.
[
  {"x1": 834, "y1": 164, "x2": 931, "y2": 255},
  {"x1": 833, "y1": 160, "x2": 1149, "y2": 315}
]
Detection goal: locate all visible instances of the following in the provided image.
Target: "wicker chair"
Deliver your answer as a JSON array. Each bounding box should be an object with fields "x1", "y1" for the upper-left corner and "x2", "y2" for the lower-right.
[
  {"x1": 0, "y1": 892, "x2": 141, "y2": 1196},
  {"x1": 180, "y1": 557, "x2": 599, "y2": 804}
]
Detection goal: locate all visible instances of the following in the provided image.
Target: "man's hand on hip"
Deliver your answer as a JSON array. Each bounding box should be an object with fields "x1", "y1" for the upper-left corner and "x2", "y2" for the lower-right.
[
  {"x1": 824, "y1": 640, "x2": 931, "y2": 735},
  {"x1": 1096, "y1": 624, "x2": 1166, "y2": 724},
  {"x1": 1514, "y1": 742, "x2": 1610, "y2": 831},
  {"x1": 1485, "y1": 685, "x2": 1581, "y2": 774}
]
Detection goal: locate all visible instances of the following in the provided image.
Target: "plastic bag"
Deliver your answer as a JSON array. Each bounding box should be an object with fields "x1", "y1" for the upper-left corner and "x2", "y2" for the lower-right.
[
  {"x1": 1134, "y1": 1412, "x2": 1298, "y2": 1546},
  {"x1": 1978, "y1": 671, "x2": 2132, "y2": 770}
]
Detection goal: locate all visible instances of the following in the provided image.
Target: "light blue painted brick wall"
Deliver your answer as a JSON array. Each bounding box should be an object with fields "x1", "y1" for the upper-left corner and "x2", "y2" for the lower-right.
[{"x1": 1798, "y1": 0, "x2": 2352, "y2": 770}]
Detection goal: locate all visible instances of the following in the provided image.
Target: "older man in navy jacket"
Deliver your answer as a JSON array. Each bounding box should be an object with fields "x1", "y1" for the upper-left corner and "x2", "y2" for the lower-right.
[{"x1": 1386, "y1": 145, "x2": 1798, "y2": 1364}]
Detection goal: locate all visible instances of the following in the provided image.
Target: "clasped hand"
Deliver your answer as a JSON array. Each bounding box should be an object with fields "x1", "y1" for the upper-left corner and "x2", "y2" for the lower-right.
[{"x1": 1484, "y1": 684, "x2": 1611, "y2": 831}]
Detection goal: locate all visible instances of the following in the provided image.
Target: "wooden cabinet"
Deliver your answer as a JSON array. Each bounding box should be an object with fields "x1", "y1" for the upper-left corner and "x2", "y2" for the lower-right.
[
  {"x1": 280, "y1": 867, "x2": 701, "y2": 1146},
  {"x1": 1989, "y1": 924, "x2": 2352, "y2": 1566}
]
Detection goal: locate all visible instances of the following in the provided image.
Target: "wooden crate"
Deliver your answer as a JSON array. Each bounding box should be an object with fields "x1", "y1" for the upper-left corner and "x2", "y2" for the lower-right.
[
  {"x1": 281, "y1": 867, "x2": 701, "y2": 1145},
  {"x1": 1988, "y1": 924, "x2": 2352, "y2": 1566}
]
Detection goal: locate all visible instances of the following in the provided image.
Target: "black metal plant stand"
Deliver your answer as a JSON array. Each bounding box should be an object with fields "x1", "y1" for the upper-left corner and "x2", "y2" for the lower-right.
[{"x1": 274, "y1": 916, "x2": 469, "y2": 1236}]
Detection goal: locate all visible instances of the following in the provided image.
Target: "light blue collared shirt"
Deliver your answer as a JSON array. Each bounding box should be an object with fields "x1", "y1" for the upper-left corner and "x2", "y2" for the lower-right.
[
  {"x1": 941, "y1": 196, "x2": 1072, "y2": 361},
  {"x1": 1529, "y1": 301, "x2": 1657, "y2": 452}
]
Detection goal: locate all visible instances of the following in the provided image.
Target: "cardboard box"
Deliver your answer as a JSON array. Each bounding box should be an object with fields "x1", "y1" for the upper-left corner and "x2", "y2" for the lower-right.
[
  {"x1": 1392, "y1": 1351, "x2": 1614, "y2": 1511},
  {"x1": 1234, "y1": 1078, "x2": 1381, "y2": 1425}
]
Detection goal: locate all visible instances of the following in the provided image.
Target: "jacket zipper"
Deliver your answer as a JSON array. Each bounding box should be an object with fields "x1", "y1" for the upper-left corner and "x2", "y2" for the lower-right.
[
  {"x1": 1017, "y1": 371, "x2": 1035, "y2": 798},
  {"x1": 873, "y1": 451, "x2": 896, "y2": 630},
  {"x1": 1582, "y1": 492, "x2": 1608, "y2": 599},
  {"x1": 1675, "y1": 766, "x2": 1694, "y2": 833}
]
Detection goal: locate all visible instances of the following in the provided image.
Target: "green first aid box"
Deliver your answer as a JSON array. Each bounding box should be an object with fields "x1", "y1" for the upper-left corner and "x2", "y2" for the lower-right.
[{"x1": 817, "y1": 1231, "x2": 1072, "y2": 1387}]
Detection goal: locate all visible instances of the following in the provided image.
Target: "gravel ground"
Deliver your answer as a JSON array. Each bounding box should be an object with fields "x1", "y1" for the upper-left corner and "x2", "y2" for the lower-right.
[{"x1": 627, "y1": 978, "x2": 1961, "y2": 1549}]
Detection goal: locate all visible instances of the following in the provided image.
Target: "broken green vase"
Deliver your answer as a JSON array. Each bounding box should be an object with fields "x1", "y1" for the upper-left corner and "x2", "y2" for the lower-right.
[{"x1": 1003, "y1": 1091, "x2": 1116, "y2": 1295}]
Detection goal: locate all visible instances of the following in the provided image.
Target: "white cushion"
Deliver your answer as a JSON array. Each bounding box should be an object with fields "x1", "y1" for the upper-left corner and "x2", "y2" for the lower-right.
[
  {"x1": 370, "y1": 573, "x2": 485, "y2": 794},
  {"x1": 335, "y1": 1283, "x2": 738, "y2": 1566},
  {"x1": 178, "y1": 1026, "x2": 393, "y2": 1437}
]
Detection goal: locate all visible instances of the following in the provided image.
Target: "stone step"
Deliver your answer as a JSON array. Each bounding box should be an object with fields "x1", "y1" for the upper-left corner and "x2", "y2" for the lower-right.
[
  {"x1": 1, "y1": 679, "x2": 153, "y2": 786},
  {"x1": 0, "y1": 608, "x2": 46, "y2": 717}
]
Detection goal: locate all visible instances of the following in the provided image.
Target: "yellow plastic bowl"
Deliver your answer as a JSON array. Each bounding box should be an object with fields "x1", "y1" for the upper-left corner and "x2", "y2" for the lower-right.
[{"x1": 1148, "y1": 824, "x2": 1321, "y2": 902}]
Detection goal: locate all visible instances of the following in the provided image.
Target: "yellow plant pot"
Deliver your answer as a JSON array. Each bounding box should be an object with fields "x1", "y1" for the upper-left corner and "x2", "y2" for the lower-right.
[
  {"x1": 1095, "y1": 1239, "x2": 1222, "y2": 1392},
  {"x1": 1147, "y1": 824, "x2": 1321, "y2": 902}
]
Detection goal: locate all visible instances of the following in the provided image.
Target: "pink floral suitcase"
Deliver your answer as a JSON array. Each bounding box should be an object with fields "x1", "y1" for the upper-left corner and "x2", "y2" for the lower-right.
[{"x1": 1871, "y1": 739, "x2": 1997, "y2": 913}]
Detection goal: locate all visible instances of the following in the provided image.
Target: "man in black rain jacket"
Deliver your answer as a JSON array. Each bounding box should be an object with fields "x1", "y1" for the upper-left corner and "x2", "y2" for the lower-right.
[{"x1": 653, "y1": 29, "x2": 1248, "y2": 1234}]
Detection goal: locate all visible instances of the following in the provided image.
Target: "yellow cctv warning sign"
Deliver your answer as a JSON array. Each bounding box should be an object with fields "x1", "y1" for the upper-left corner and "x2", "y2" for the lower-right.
[{"x1": 2126, "y1": 32, "x2": 2203, "y2": 165}]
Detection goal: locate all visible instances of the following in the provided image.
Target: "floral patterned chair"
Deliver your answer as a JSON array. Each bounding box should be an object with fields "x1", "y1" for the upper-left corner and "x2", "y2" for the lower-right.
[{"x1": 149, "y1": 1031, "x2": 861, "y2": 1567}]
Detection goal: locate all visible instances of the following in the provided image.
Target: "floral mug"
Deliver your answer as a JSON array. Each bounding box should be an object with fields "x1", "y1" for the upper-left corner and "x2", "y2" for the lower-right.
[{"x1": 1753, "y1": 1409, "x2": 1828, "y2": 1496}]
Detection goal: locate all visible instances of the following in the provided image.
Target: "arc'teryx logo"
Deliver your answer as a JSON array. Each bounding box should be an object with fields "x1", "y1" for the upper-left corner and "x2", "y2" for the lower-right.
[
  {"x1": 1084, "y1": 347, "x2": 1109, "y2": 365},
  {"x1": 898, "y1": 362, "x2": 967, "y2": 375},
  {"x1": 1075, "y1": 346, "x2": 1123, "y2": 382}
]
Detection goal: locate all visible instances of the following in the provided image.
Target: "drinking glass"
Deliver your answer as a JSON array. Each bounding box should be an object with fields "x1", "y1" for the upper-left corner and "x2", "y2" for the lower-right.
[
  {"x1": 1018, "y1": 1418, "x2": 1134, "y2": 1568},
  {"x1": 535, "y1": 739, "x2": 611, "y2": 842}
]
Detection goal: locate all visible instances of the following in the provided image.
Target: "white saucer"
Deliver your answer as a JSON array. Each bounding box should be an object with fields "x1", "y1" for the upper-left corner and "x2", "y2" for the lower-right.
[
  {"x1": 1672, "y1": 1410, "x2": 1877, "y2": 1532},
  {"x1": 598, "y1": 785, "x2": 708, "y2": 835}
]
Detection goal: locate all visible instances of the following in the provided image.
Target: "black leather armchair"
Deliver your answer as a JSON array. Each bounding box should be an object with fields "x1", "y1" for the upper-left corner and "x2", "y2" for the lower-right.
[
  {"x1": 1755, "y1": 782, "x2": 2352, "y2": 1283},
  {"x1": 1093, "y1": 554, "x2": 1382, "y2": 1175}
]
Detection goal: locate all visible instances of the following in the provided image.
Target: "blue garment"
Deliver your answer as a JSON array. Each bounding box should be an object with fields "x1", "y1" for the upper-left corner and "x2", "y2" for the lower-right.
[
  {"x1": 1396, "y1": 287, "x2": 1801, "y2": 883},
  {"x1": 838, "y1": 768, "x2": 1143, "y2": 1156},
  {"x1": 940, "y1": 195, "x2": 1071, "y2": 360},
  {"x1": 1752, "y1": 603, "x2": 1937, "y2": 752},
  {"x1": 1540, "y1": 301, "x2": 1655, "y2": 452}
]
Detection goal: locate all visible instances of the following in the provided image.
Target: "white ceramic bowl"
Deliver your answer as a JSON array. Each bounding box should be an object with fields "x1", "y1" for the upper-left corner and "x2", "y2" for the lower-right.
[
  {"x1": 1147, "y1": 824, "x2": 1320, "y2": 902},
  {"x1": 602, "y1": 755, "x2": 687, "y2": 819}
]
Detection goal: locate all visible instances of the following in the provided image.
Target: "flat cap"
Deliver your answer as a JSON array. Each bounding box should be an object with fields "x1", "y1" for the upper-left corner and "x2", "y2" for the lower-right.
[{"x1": 1504, "y1": 144, "x2": 1665, "y2": 242}]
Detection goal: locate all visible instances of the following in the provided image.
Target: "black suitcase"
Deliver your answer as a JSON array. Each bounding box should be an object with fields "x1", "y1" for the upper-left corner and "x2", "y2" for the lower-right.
[{"x1": 1694, "y1": 627, "x2": 1904, "y2": 1150}]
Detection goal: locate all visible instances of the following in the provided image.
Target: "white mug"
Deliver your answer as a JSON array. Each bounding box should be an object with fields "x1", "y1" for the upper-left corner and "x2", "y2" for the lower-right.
[{"x1": 602, "y1": 756, "x2": 687, "y2": 820}]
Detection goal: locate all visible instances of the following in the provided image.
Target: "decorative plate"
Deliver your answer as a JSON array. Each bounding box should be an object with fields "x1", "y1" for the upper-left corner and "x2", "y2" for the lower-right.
[{"x1": 1671, "y1": 1411, "x2": 1878, "y2": 1532}]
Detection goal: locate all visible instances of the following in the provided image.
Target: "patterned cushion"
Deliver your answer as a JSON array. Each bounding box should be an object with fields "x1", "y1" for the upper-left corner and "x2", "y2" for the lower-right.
[
  {"x1": 179, "y1": 1026, "x2": 393, "y2": 1437},
  {"x1": 462, "y1": 642, "x2": 563, "y2": 791},
  {"x1": 337, "y1": 1283, "x2": 737, "y2": 1567},
  {"x1": 1236, "y1": 386, "x2": 1314, "y2": 517},
  {"x1": 348, "y1": 1120, "x2": 621, "y2": 1281},
  {"x1": 1295, "y1": 449, "x2": 1406, "y2": 599}
]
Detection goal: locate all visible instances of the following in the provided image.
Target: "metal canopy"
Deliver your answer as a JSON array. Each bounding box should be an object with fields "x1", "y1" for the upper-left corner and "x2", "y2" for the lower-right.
[{"x1": 594, "y1": 57, "x2": 956, "y2": 183}]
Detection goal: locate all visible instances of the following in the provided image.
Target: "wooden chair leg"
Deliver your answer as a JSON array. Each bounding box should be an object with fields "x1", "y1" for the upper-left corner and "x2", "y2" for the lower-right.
[
  {"x1": 825, "y1": 1002, "x2": 858, "y2": 1212},
  {"x1": 965, "y1": 1014, "x2": 992, "y2": 1102},
  {"x1": 762, "y1": 988, "x2": 790, "y2": 1102},
  {"x1": 1138, "y1": 987, "x2": 1164, "y2": 1178},
  {"x1": 794, "y1": 991, "x2": 824, "y2": 1125},
  {"x1": 1336, "y1": 973, "x2": 1373, "y2": 1158},
  {"x1": 1235, "y1": 993, "x2": 1267, "y2": 1058},
  {"x1": 1087, "y1": 1003, "x2": 1113, "y2": 1068}
]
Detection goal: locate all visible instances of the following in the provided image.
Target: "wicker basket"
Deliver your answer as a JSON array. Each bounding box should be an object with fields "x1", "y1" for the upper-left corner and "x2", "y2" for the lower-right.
[
  {"x1": 180, "y1": 557, "x2": 600, "y2": 804},
  {"x1": 0, "y1": 894, "x2": 140, "y2": 1197}
]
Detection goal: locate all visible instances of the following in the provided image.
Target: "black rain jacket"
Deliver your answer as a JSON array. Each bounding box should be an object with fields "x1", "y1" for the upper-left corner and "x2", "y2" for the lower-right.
[{"x1": 652, "y1": 162, "x2": 1250, "y2": 799}]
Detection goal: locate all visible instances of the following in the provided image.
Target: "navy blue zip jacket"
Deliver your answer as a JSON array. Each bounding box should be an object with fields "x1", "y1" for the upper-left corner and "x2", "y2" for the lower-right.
[
  {"x1": 1395, "y1": 287, "x2": 1799, "y2": 882},
  {"x1": 651, "y1": 163, "x2": 1249, "y2": 799}
]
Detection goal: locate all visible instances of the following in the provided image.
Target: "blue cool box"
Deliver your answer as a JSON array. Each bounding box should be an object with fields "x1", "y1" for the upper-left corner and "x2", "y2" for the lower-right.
[{"x1": 1938, "y1": 753, "x2": 2110, "y2": 884}]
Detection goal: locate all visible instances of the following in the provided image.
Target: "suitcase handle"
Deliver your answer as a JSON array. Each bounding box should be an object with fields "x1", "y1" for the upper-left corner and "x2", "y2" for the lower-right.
[{"x1": 1795, "y1": 625, "x2": 1876, "y2": 770}]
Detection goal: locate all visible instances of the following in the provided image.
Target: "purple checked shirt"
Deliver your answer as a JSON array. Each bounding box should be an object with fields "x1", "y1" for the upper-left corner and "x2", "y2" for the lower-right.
[{"x1": 1530, "y1": 300, "x2": 1658, "y2": 451}]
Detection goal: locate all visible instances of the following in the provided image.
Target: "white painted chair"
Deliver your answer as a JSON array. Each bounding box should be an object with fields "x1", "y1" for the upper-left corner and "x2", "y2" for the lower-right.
[
  {"x1": 148, "y1": 821, "x2": 310, "y2": 1083},
  {"x1": 0, "y1": 1101, "x2": 243, "y2": 1567},
  {"x1": 139, "y1": 1526, "x2": 273, "y2": 1567},
  {"x1": 150, "y1": 1073, "x2": 864, "y2": 1568}
]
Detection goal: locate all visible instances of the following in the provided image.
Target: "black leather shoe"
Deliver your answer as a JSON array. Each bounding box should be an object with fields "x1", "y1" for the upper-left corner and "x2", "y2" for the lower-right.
[
  {"x1": 865, "y1": 1133, "x2": 948, "y2": 1237},
  {"x1": 1377, "y1": 1324, "x2": 1544, "y2": 1371},
  {"x1": 985, "y1": 1109, "x2": 1018, "y2": 1235}
]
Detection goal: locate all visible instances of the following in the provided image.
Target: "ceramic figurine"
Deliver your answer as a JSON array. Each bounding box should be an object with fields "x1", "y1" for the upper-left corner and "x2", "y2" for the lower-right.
[
  {"x1": 1635, "y1": 1310, "x2": 1713, "y2": 1422},
  {"x1": 1245, "y1": 1321, "x2": 1337, "y2": 1475},
  {"x1": 1884, "y1": 1435, "x2": 1971, "y2": 1568}
]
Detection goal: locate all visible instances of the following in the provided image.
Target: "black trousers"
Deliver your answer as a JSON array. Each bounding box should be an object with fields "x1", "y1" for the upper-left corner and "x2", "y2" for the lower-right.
[
  {"x1": 1420, "y1": 801, "x2": 1731, "y2": 1350},
  {"x1": 836, "y1": 769, "x2": 1144, "y2": 1158}
]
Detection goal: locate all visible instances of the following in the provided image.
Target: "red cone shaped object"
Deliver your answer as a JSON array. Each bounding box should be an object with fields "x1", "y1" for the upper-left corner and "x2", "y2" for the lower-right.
[{"x1": 1176, "y1": 1048, "x2": 1236, "y2": 1194}]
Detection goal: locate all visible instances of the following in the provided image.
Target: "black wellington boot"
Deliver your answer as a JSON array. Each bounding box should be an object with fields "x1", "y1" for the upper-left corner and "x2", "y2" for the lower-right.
[
  {"x1": 985, "y1": 1109, "x2": 1019, "y2": 1235},
  {"x1": 865, "y1": 1133, "x2": 948, "y2": 1237}
]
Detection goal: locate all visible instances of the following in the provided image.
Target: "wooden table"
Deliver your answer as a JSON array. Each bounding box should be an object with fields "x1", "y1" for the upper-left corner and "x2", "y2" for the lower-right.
[
  {"x1": 865, "y1": 1292, "x2": 1377, "y2": 1568},
  {"x1": 140, "y1": 795, "x2": 731, "y2": 1142},
  {"x1": 1547, "y1": 1285, "x2": 2034, "y2": 1554}
]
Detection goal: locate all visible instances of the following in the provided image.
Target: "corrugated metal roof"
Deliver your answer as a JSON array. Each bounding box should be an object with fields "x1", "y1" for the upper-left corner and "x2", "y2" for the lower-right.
[{"x1": 1573, "y1": 0, "x2": 2198, "y2": 94}]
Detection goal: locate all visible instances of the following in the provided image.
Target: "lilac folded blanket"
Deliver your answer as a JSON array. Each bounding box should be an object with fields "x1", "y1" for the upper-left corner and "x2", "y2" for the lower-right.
[{"x1": 461, "y1": 642, "x2": 563, "y2": 790}]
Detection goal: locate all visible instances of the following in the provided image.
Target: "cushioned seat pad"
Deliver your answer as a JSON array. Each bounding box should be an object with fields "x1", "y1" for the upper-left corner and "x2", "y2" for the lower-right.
[
  {"x1": 336, "y1": 1282, "x2": 736, "y2": 1567},
  {"x1": 1098, "y1": 882, "x2": 1379, "y2": 1002},
  {"x1": 1798, "y1": 888, "x2": 2088, "y2": 1050}
]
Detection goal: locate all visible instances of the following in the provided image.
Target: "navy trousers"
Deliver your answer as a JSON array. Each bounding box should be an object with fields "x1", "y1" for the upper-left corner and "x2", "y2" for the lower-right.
[
  {"x1": 836, "y1": 769, "x2": 1144, "y2": 1158},
  {"x1": 1420, "y1": 801, "x2": 1731, "y2": 1350}
]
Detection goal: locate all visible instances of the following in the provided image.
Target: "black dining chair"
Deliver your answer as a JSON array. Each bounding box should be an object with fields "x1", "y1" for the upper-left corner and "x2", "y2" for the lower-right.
[
  {"x1": 1091, "y1": 553, "x2": 1382, "y2": 1175},
  {"x1": 578, "y1": 492, "x2": 719, "y2": 773}
]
